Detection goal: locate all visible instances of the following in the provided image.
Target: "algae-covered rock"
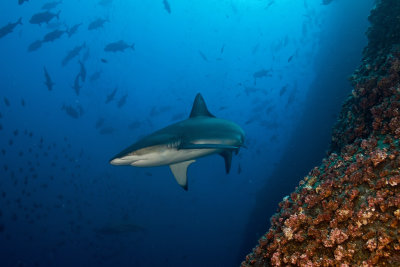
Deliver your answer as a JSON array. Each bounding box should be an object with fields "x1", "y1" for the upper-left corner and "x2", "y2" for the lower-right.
[{"x1": 242, "y1": 0, "x2": 400, "y2": 265}]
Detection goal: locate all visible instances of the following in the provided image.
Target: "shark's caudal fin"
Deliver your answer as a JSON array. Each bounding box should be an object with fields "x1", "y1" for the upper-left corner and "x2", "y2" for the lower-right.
[
  {"x1": 189, "y1": 93, "x2": 215, "y2": 118},
  {"x1": 169, "y1": 160, "x2": 195, "y2": 191}
]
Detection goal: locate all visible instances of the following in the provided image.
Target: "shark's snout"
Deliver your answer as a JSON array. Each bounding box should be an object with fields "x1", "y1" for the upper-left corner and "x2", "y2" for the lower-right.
[
  {"x1": 110, "y1": 156, "x2": 137, "y2": 165},
  {"x1": 109, "y1": 158, "x2": 124, "y2": 165}
]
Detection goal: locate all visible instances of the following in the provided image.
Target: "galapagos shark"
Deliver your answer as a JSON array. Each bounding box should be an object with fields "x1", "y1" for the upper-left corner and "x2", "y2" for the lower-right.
[{"x1": 110, "y1": 93, "x2": 245, "y2": 190}]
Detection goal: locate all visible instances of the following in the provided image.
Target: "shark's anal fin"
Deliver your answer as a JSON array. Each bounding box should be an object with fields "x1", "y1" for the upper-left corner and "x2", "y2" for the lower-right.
[
  {"x1": 169, "y1": 160, "x2": 195, "y2": 191},
  {"x1": 219, "y1": 150, "x2": 232, "y2": 174}
]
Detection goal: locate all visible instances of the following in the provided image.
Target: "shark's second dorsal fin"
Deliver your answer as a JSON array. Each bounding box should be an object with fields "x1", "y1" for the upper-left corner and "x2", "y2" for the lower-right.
[
  {"x1": 169, "y1": 160, "x2": 195, "y2": 191},
  {"x1": 189, "y1": 93, "x2": 215, "y2": 118}
]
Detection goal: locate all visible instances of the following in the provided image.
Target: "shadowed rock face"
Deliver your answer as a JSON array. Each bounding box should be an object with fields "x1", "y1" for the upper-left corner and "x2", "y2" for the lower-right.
[{"x1": 242, "y1": 1, "x2": 400, "y2": 266}]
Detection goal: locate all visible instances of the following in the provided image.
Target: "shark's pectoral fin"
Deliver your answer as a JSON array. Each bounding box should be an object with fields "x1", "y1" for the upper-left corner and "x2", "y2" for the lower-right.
[
  {"x1": 169, "y1": 160, "x2": 195, "y2": 191},
  {"x1": 180, "y1": 143, "x2": 239, "y2": 150},
  {"x1": 219, "y1": 150, "x2": 232, "y2": 174}
]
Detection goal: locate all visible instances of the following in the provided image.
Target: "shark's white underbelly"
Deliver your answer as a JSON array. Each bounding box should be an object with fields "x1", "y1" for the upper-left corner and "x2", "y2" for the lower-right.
[{"x1": 131, "y1": 148, "x2": 220, "y2": 167}]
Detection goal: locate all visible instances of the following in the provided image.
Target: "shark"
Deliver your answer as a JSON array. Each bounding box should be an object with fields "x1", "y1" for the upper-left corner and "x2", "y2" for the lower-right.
[{"x1": 110, "y1": 93, "x2": 245, "y2": 190}]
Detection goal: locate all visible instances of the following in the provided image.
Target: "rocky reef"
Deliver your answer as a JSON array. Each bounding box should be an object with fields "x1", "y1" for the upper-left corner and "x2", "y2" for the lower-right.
[{"x1": 242, "y1": 0, "x2": 400, "y2": 266}]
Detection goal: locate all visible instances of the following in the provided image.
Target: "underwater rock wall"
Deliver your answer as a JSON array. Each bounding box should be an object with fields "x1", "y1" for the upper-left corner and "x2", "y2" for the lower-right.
[{"x1": 242, "y1": 0, "x2": 400, "y2": 266}]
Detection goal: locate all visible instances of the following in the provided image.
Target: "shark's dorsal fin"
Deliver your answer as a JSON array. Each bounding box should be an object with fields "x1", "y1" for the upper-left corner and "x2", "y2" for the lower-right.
[
  {"x1": 219, "y1": 150, "x2": 232, "y2": 174},
  {"x1": 169, "y1": 160, "x2": 195, "y2": 190},
  {"x1": 189, "y1": 93, "x2": 215, "y2": 118}
]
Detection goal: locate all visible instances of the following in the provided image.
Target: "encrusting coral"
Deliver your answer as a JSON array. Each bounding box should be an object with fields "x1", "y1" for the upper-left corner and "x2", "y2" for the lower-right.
[{"x1": 242, "y1": 0, "x2": 400, "y2": 266}]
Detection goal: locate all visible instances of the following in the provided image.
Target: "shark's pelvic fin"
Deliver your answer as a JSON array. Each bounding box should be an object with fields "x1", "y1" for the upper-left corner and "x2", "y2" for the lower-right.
[
  {"x1": 189, "y1": 93, "x2": 215, "y2": 118},
  {"x1": 169, "y1": 160, "x2": 195, "y2": 191},
  {"x1": 219, "y1": 150, "x2": 232, "y2": 174}
]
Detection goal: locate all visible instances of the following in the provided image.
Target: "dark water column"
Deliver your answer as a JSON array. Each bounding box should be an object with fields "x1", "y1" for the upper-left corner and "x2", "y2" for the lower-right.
[{"x1": 238, "y1": 0, "x2": 374, "y2": 262}]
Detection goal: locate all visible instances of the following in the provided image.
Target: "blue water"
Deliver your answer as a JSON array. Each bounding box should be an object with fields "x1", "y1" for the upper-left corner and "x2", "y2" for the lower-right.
[{"x1": 0, "y1": 0, "x2": 373, "y2": 266}]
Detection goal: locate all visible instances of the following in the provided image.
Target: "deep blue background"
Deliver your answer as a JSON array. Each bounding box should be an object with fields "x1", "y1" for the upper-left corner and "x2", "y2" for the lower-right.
[{"x1": 0, "y1": 0, "x2": 373, "y2": 266}]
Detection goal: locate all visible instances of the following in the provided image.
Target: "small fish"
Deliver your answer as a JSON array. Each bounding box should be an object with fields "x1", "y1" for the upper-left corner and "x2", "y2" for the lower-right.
[
  {"x1": 42, "y1": 29, "x2": 65, "y2": 43},
  {"x1": 245, "y1": 116, "x2": 256, "y2": 125},
  {"x1": 88, "y1": 18, "x2": 108, "y2": 30},
  {"x1": 220, "y1": 44, "x2": 225, "y2": 54},
  {"x1": 95, "y1": 118, "x2": 105, "y2": 129},
  {"x1": 28, "y1": 40, "x2": 43, "y2": 52},
  {"x1": 279, "y1": 85, "x2": 288, "y2": 96},
  {"x1": 29, "y1": 11, "x2": 60, "y2": 25},
  {"x1": 237, "y1": 163, "x2": 242, "y2": 174},
  {"x1": 62, "y1": 104, "x2": 83, "y2": 118},
  {"x1": 72, "y1": 73, "x2": 82, "y2": 95},
  {"x1": 253, "y1": 69, "x2": 271, "y2": 85},
  {"x1": 198, "y1": 50, "x2": 208, "y2": 61},
  {"x1": 244, "y1": 86, "x2": 260, "y2": 96},
  {"x1": 117, "y1": 94, "x2": 128, "y2": 108},
  {"x1": 265, "y1": 0, "x2": 274, "y2": 10},
  {"x1": 253, "y1": 69, "x2": 270, "y2": 79},
  {"x1": 42, "y1": 1, "x2": 63, "y2": 10},
  {"x1": 4, "y1": 97, "x2": 10, "y2": 107},
  {"x1": 0, "y1": 17, "x2": 22, "y2": 39},
  {"x1": 265, "y1": 106, "x2": 274, "y2": 114},
  {"x1": 100, "y1": 58, "x2": 108, "y2": 63},
  {"x1": 62, "y1": 42, "x2": 85, "y2": 66},
  {"x1": 89, "y1": 71, "x2": 102, "y2": 82},
  {"x1": 18, "y1": 0, "x2": 29, "y2": 5},
  {"x1": 78, "y1": 61, "x2": 86, "y2": 82},
  {"x1": 104, "y1": 40, "x2": 135, "y2": 52},
  {"x1": 21, "y1": 98, "x2": 25, "y2": 107},
  {"x1": 163, "y1": 0, "x2": 171, "y2": 14},
  {"x1": 287, "y1": 55, "x2": 294, "y2": 62},
  {"x1": 43, "y1": 67, "x2": 55, "y2": 91},
  {"x1": 105, "y1": 88, "x2": 117, "y2": 103},
  {"x1": 67, "y1": 23, "x2": 82, "y2": 38}
]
